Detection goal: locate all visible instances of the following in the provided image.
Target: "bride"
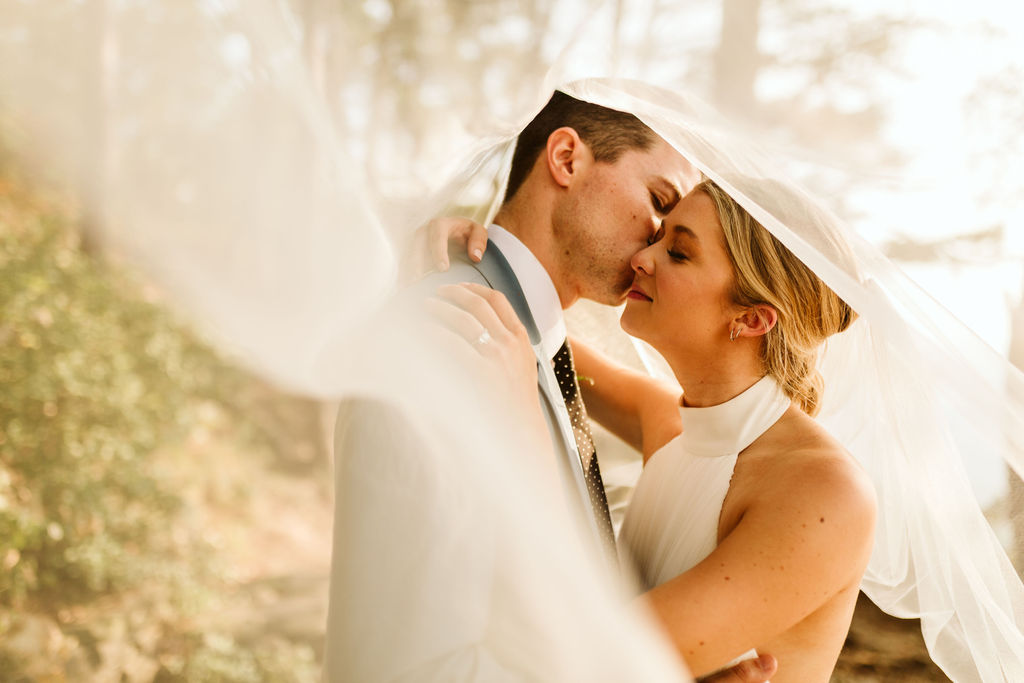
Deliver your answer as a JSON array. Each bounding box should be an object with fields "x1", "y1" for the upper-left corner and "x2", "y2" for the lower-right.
[{"x1": 434, "y1": 175, "x2": 875, "y2": 680}]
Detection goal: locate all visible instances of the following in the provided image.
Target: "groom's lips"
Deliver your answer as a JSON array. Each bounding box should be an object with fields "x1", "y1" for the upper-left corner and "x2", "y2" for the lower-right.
[{"x1": 627, "y1": 287, "x2": 652, "y2": 302}]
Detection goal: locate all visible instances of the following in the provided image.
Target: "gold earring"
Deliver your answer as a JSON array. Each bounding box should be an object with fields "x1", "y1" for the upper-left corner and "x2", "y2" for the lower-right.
[{"x1": 729, "y1": 328, "x2": 738, "y2": 342}]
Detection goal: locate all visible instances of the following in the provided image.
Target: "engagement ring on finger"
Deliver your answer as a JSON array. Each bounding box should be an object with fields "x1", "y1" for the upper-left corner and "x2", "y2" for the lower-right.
[{"x1": 475, "y1": 329, "x2": 492, "y2": 347}]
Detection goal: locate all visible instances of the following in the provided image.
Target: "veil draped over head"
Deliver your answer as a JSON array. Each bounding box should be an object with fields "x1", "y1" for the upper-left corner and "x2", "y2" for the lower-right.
[
  {"x1": 370, "y1": 76, "x2": 1024, "y2": 681},
  {"x1": 554, "y1": 79, "x2": 1024, "y2": 682},
  {"x1": 4, "y1": 1, "x2": 1024, "y2": 681},
  {"x1": 331, "y1": 76, "x2": 1024, "y2": 681}
]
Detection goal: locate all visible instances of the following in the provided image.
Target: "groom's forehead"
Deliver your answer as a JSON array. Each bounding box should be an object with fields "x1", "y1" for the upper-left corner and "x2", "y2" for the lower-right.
[{"x1": 625, "y1": 138, "x2": 700, "y2": 196}]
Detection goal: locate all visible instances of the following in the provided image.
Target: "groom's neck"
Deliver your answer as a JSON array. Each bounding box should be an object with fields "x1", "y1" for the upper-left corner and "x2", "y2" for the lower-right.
[{"x1": 493, "y1": 201, "x2": 576, "y2": 309}]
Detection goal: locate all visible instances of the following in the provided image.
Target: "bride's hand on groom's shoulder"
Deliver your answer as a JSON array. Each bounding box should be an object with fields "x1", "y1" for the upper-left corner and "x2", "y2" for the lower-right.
[
  {"x1": 429, "y1": 282, "x2": 538, "y2": 412},
  {"x1": 403, "y1": 216, "x2": 489, "y2": 280}
]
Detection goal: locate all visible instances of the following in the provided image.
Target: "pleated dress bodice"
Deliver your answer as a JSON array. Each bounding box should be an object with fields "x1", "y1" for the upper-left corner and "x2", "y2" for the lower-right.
[{"x1": 619, "y1": 376, "x2": 792, "y2": 590}]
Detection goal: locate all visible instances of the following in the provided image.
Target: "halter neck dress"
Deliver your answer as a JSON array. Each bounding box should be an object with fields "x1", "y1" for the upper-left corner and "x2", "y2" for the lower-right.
[{"x1": 618, "y1": 376, "x2": 792, "y2": 672}]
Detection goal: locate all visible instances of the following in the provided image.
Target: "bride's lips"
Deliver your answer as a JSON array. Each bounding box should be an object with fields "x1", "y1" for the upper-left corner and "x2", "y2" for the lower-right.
[{"x1": 627, "y1": 287, "x2": 652, "y2": 302}]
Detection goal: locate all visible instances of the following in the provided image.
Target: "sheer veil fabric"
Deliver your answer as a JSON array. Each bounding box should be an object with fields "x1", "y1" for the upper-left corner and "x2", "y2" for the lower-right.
[
  {"x1": 555, "y1": 79, "x2": 1024, "y2": 681},
  {"x1": 329, "y1": 77, "x2": 1024, "y2": 681},
  {"x1": 6, "y1": 2, "x2": 1024, "y2": 680}
]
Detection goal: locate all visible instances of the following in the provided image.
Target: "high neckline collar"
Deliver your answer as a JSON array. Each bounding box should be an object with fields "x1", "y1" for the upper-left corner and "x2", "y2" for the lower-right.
[{"x1": 677, "y1": 376, "x2": 792, "y2": 457}]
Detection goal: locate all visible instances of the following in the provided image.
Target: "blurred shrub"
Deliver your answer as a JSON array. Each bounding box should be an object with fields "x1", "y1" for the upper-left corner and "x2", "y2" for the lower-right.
[
  {"x1": 0, "y1": 124, "x2": 325, "y2": 680},
  {"x1": 156, "y1": 632, "x2": 319, "y2": 683},
  {"x1": 0, "y1": 158, "x2": 249, "y2": 609}
]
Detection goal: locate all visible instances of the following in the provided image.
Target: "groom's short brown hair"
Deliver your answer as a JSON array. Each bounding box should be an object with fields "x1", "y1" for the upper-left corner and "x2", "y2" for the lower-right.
[{"x1": 503, "y1": 91, "x2": 657, "y2": 202}]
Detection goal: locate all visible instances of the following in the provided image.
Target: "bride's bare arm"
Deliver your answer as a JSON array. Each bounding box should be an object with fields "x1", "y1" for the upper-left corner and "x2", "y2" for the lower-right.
[
  {"x1": 571, "y1": 336, "x2": 682, "y2": 458},
  {"x1": 639, "y1": 437, "x2": 876, "y2": 677}
]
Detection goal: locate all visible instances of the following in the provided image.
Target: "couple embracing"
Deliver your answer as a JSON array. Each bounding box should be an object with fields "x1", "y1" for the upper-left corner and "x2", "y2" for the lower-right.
[{"x1": 326, "y1": 83, "x2": 1024, "y2": 682}]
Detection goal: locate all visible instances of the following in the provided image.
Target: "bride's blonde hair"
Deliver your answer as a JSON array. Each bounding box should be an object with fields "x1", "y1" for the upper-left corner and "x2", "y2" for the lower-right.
[{"x1": 696, "y1": 178, "x2": 857, "y2": 417}]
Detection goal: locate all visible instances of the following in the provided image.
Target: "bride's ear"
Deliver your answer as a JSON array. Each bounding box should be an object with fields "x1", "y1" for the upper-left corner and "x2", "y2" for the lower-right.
[
  {"x1": 545, "y1": 127, "x2": 588, "y2": 188},
  {"x1": 734, "y1": 304, "x2": 778, "y2": 338}
]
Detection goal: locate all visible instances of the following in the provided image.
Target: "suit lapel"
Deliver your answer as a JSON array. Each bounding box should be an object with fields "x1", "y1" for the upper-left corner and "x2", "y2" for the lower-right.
[
  {"x1": 465, "y1": 243, "x2": 601, "y2": 542},
  {"x1": 466, "y1": 242, "x2": 565, "y2": 426},
  {"x1": 465, "y1": 240, "x2": 542, "y2": 346},
  {"x1": 466, "y1": 238, "x2": 574, "y2": 423}
]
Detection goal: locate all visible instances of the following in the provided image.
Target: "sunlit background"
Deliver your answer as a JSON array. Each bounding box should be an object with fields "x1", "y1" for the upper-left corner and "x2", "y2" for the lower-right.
[{"x1": 1, "y1": 0, "x2": 1022, "y2": 680}]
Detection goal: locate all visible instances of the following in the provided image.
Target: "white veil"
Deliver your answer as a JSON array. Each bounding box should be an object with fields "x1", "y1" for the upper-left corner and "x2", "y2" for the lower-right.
[
  {"x1": 553, "y1": 79, "x2": 1024, "y2": 681},
  {"x1": 326, "y1": 76, "x2": 1024, "y2": 680},
  {"x1": 5, "y1": 1, "x2": 1024, "y2": 681}
]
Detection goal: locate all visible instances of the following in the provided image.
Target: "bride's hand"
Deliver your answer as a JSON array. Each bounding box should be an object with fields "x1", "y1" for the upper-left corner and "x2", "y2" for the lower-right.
[
  {"x1": 430, "y1": 282, "x2": 538, "y2": 415},
  {"x1": 696, "y1": 654, "x2": 776, "y2": 683},
  {"x1": 404, "y1": 217, "x2": 489, "y2": 279}
]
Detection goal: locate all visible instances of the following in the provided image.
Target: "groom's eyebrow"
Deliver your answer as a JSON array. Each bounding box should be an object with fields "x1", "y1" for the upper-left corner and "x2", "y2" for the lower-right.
[{"x1": 652, "y1": 177, "x2": 682, "y2": 209}]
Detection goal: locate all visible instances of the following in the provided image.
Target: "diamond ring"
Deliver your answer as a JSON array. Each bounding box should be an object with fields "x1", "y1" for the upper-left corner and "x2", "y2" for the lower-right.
[{"x1": 474, "y1": 329, "x2": 492, "y2": 347}]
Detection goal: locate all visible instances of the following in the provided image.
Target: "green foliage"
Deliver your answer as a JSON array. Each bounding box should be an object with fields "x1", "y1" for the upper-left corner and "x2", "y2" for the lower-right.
[
  {"x1": 0, "y1": 129, "x2": 323, "y2": 683},
  {"x1": 154, "y1": 632, "x2": 318, "y2": 683},
  {"x1": 0, "y1": 163, "x2": 247, "y2": 609}
]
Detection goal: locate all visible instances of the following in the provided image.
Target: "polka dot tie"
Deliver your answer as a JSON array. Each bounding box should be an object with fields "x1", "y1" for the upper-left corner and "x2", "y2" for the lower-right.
[{"x1": 552, "y1": 340, "x2": 616, "y2": 556}]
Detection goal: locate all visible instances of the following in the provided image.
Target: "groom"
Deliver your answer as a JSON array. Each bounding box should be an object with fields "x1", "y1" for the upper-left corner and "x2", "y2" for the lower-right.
[
  {"x1": 326, "y1": 92, "x2": 775, "y2": 683},
  {"x1": 434, "y1": 91, "x2": 699, "y2": 558}
]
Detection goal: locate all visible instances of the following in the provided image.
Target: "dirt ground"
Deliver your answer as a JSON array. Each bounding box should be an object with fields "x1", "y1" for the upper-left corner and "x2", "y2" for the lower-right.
[{"x1": 832, "y1": 593, "x2": 950, "y2": 682}]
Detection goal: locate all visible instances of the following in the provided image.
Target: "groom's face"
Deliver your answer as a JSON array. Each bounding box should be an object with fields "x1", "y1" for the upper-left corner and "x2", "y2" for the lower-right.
[{"x1": 554, "y1": 137, "x2": 697, "y2": 305}]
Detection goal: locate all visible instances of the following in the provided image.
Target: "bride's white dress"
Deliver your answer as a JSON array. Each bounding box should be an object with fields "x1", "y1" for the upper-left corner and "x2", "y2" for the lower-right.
[{"x1": 618, "y1": 376, "x2": 792, "y2": 668}]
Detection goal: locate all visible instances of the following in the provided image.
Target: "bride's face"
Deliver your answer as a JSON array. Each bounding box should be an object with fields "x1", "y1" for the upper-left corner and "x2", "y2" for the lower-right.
[{"x1": 620, "y1": 190, "x2": 740, "y2": 355}]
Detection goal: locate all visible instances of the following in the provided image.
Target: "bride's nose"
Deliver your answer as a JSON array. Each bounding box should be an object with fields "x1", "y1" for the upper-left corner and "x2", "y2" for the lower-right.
[{"x1": 631, "y1": 244, "x2": 655, "y2": 275}]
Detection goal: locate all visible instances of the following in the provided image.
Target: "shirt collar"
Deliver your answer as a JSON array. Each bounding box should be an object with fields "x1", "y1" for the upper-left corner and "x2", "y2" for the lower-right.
[{"x1": 488, "y1": 224, "x2": 566, "y2": 360}]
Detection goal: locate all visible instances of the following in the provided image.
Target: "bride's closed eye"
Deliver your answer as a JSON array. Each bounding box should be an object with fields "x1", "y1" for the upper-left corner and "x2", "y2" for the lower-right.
[{"x1": 667, "y1": 249, "x2": 689, "y2": 263}]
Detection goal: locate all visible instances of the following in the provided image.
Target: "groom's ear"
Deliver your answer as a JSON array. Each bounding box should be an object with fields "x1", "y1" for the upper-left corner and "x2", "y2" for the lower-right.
[{"x1": 545, "y1": 127, "x2": 590, "y2": 189}]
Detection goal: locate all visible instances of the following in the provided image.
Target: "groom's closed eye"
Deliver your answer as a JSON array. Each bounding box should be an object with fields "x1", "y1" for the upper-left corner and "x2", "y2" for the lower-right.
[
  {"x1": 649, "y1": 179, "x2": 682, "y2": 214},
  {"x1": 648, "y1": 224, "x2": 666, "y2": 246},
  {"x1": 650, "y1": 191, "x2": 670, "y2": 213}
]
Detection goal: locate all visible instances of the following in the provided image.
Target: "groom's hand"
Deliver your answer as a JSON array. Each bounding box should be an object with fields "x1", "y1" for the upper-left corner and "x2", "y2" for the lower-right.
[{"x1": 696, "y1": 654, "x2": 776, "y2": 683}]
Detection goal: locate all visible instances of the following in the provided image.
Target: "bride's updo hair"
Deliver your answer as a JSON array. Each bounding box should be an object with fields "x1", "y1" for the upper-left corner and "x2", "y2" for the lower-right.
[{"x1": 696, "y1": 178, "x2": 857, "y2": 417}]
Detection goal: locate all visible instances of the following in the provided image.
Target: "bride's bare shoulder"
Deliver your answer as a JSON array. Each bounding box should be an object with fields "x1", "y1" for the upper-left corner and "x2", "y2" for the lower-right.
[
  {"x1": 727, "y1": 406, "x2": 877, "y2": 541},
  {"x1": 754, "y1": 405, "x2": 859, "y2": 466}
]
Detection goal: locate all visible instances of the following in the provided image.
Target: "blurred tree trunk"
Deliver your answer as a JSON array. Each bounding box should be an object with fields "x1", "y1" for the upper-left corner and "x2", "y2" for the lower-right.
[
  {"x1": 714, "y1": 0, "x2": 761, "y2": 115},
  {"x1": 302, "y1": 0, "x2": 326, "y2": 95},
  {"x1": 78, "y1": 0, "x2": 116, "y2": 255},
  {"x1": 302, "y1": 0, "x2": 341, "y2": 123},
  {"x1": 610, "y1": 0, "x2": 624, "y2": 71},
  {"x1": 1008, "y1": 289, "x2": 1024, "y2": 572}
]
